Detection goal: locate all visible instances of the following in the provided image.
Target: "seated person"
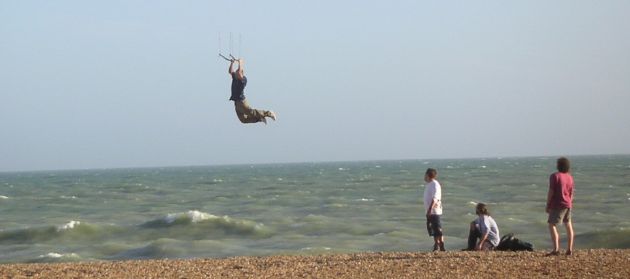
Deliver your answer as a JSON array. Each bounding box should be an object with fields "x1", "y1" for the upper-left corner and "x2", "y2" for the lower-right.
[{"x1": 466, "y1": 203, "x2": 500, "y2": 251}]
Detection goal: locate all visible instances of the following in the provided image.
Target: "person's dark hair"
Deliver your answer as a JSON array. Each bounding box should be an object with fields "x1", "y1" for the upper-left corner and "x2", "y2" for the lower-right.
[
  {"x1": 557, "y1": 157, "x2": 570, "y2": 173},
  {"x1": 476, "y1": 203, "x2": 490, "y2": 215},
  {"x1": 425, "y1": 168, "x2": 437, "y2": 179}
]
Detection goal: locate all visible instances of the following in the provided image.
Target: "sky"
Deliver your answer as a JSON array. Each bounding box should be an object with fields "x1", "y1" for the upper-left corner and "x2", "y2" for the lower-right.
[{"x1": 1, "y1": 1, "x2": 629, "y2": 172}]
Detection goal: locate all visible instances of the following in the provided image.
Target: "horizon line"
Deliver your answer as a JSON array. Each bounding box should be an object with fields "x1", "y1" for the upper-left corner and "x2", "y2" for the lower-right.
[{"x1": 2, "y1": 153, "x2": 628, "y2": 174}]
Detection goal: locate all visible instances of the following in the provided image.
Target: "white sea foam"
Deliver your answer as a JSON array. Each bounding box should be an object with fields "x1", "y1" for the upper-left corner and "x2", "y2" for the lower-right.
[
  {"x1": 38, "y1": 252, "x2": 79, "y2": 259},
  {"x1": 57, "y1": 221, "x2": 81, "y2": 231},
  {"x1": 0, "y1": 195, "x2": 8, "y2": 199},
  {"x1": 324, "y1": 203, "x2": 347, "y2": 208},
  {"x1": 164, "y1": 210, "x2": 216, "y2": 224},
  {"x1": 40, "y1": 252, "x2": 63, "y2": 258}
]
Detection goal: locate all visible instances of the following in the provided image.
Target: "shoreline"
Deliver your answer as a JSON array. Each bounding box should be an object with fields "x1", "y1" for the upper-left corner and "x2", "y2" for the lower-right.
[{"x1": 1, "y1": 249, "x2": 629, "y2": 278}]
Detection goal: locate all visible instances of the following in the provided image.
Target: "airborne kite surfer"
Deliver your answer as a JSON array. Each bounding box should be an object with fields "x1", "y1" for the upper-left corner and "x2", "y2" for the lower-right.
[{"x1": 222, "y1": 55, "x2": 276, "y2": 124}]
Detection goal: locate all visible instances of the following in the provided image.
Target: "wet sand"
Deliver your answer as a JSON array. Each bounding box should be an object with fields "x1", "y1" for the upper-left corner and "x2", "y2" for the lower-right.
[{"x1": 1, "y1": 249, "x2": 628, "y2": 278}]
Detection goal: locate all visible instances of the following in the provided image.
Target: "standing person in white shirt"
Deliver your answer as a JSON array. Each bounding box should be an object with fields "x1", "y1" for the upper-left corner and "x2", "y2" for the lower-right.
[{"x1": 423, "y1": 168, "x2": 445, "y2": 251}]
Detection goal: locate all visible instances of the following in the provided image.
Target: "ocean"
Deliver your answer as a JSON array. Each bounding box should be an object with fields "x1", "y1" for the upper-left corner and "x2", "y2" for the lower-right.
[{"x1": 1, "y1": 155, "x2": 629, "y2": 264}]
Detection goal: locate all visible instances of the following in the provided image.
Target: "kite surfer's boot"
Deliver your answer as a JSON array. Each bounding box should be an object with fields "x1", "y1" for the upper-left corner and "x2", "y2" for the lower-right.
[{"x1": 267, "y1": 111, "x2": 277, "y2": 121}]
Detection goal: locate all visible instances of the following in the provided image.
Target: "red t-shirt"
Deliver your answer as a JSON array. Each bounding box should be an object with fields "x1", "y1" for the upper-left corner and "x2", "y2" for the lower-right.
[{"x1": 548, "y1": 172, "x2": 574, "y2": 209}]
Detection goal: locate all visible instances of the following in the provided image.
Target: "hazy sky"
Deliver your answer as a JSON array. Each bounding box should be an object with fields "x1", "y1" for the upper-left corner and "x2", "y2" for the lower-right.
[{"x1": 2, "y1": 1, "x2": 629, "y2": 172}]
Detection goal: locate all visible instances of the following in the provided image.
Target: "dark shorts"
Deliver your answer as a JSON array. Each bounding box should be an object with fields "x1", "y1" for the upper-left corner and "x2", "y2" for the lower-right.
[
  {"x1": 548, "y1": 208, "x2": 572, "y2": 224},
  {"x1": 426, "y1": 215, "x2": 443, "y2": 237}
]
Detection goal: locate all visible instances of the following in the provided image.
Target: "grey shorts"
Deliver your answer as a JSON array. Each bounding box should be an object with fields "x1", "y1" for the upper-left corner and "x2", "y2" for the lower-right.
[
  {"x1": 427, "y1": 215, "x2": 443, "y2": 237},
  {"x1": 548, "y1": 208, "x2": 572, "y2": 224}
]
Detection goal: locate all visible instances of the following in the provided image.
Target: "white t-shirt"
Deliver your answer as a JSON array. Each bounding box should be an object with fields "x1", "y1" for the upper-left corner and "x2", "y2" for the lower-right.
[
  {"x1": 423, "y1": 179, "x2": 442, "y2": 215},
  {"x1": 476, "y1": 215, "x2": 500, "y2": 247}
]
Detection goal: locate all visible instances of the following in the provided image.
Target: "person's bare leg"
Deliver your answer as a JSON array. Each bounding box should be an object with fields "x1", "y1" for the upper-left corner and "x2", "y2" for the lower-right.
[
  {"x1": 547, "y1": 223, "x2": 560, "y2": 255},
  {"x1": 565, "y1": 221, "x2": 574, "y2": 255}
]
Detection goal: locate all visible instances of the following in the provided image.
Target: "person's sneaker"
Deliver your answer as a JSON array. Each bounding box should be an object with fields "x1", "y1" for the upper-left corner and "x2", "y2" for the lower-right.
[
  {"x1": 565, "y1": 250, "x2": 573, "y2": 256},
  {"x1": 267, "y1": 111, "x2": 276, "y2": 121}
]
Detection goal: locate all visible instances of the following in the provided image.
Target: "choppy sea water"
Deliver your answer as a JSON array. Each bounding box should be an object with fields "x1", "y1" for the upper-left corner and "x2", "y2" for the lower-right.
[{"x1": 1, "y1": 155, "x2": 629, "y2": 263}]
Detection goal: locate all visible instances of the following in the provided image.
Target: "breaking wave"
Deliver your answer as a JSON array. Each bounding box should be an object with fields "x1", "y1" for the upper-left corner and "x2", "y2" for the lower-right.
[
  {"x1": 140, "y1": 210, "x2": 272, "y2": 238},
  {"x1": 29, "y1": 252, "x2": 82, "y2": 263},
  {"x1": 0, "y1": 211, "x2": 271, "y2": 246}
]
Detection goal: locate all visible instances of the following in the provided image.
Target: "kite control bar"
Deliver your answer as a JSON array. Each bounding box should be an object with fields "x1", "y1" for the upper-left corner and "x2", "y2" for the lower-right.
[{"x1": 219, "y1": 53, "x2": 239, "y2": 62}]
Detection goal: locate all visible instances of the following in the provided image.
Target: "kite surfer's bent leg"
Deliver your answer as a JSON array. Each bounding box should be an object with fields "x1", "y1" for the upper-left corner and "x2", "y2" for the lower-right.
[{"x1": 234, "y1": 99, "x2": 274, "y2": 124}]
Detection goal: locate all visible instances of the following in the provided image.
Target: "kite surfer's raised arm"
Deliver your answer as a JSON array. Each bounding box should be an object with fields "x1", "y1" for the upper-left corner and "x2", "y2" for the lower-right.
[
  {"x1": 228, "y1": 58, "x2": 235, "y2": 75},
  {"x1": 236, "y1": 59, "x2": 245, "y2": 80}
]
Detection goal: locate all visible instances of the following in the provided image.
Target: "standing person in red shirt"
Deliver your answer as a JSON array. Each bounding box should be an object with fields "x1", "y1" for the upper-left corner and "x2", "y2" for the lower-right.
[{"x1": 546, "y1": 157, "x2": 575, "y2": 256}]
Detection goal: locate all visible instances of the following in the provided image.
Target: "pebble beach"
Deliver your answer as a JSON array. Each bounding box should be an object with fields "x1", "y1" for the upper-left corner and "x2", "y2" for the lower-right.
[{"x1": 1, "y1": 249, "x2": 628, "y2": 278}]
